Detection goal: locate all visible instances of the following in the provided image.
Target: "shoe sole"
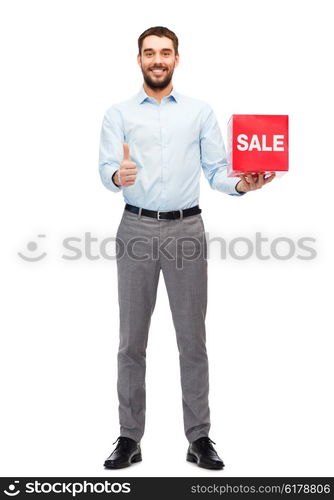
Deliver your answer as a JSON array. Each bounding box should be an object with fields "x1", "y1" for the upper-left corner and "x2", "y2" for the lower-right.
[
  {"x1": 186, "y1": 452, "x2": 224, "y2": 470},
  {"x1": 104, "y1": 453, "x2": 142, "y2": 469}
]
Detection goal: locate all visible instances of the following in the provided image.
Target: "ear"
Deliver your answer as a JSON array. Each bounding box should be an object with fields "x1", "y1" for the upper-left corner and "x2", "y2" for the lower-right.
[
  {"x1": 137, "y1": 54, "x2": 142, "y2": 67},
  {"x1": 174, "y1": 53, "x2": 180, "y2": 68}
]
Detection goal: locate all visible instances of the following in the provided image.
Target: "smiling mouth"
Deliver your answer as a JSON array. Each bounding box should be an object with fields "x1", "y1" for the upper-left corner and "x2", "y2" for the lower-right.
[{"x1": 150, "y1": 68, "x2": 167, "y2": 75}]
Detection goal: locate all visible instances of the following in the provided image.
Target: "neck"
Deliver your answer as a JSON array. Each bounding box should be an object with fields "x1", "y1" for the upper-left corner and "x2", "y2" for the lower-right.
[{"x1": 143, "y1": 82, "x2": 173, "y2": 103}]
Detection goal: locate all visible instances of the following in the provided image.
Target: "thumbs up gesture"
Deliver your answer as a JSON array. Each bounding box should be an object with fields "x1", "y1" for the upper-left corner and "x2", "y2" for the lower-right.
[{"x1": 113, "y1": 143, "x2": 138, "y2": 187}]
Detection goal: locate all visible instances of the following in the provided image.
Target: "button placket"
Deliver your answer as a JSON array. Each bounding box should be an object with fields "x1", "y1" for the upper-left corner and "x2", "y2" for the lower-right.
[{"x1": 159, "y1": 102, "x2": 167, "y2": 210}]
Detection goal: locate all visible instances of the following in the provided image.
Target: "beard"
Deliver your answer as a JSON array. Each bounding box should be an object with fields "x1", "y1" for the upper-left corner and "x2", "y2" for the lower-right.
[{"x1": 141, "y1": 65, "x2": 174, "y2": 90}]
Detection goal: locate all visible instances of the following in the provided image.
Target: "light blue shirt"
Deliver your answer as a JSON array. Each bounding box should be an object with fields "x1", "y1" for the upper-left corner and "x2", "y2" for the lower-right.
[{"x1": 99, "y1": 85, "x2": 243, "y2": 210}]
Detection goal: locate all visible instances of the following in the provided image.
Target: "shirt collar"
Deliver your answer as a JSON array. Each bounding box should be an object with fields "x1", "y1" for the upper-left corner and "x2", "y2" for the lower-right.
[{"x1": 136, "y1": 85, "x2": 178, "y2": 104}]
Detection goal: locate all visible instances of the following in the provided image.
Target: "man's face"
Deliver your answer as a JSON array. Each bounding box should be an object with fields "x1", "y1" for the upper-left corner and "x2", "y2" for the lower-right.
[{"x1": 137, "y1": 35, "x2": 179, "y2": 90}]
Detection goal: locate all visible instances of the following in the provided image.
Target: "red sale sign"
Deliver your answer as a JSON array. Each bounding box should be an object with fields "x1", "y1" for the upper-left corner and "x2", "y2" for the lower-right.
[{"x1": 227, "y1": 114, "x2": 289, "y2": 177}]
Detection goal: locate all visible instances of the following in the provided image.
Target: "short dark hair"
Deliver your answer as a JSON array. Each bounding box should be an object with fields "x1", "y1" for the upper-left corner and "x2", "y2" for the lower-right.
[{"x1": 138, "y1": 26, "x2": 179, "y2": 56}]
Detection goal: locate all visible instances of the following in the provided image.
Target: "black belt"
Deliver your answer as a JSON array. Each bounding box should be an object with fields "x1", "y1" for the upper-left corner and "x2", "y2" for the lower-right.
[{"x1": 125, "y1": 203, "x2": 201, "y2": 220}]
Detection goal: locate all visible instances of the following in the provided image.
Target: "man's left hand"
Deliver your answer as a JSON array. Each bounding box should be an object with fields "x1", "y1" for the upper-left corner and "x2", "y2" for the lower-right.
[{"x1": 235, "y1": 172, "x2": 276, "y2": 193}]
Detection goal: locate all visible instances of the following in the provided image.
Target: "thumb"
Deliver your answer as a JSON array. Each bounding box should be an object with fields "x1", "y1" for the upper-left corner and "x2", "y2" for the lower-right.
[{"x1": 123, "y1": 143, "x2": 130, "y2": 161}]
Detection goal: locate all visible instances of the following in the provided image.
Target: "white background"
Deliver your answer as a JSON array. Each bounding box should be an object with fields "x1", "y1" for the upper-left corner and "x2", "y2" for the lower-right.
[{"x1": 1, "y1": 0, "x2": 333, "y2": 478}]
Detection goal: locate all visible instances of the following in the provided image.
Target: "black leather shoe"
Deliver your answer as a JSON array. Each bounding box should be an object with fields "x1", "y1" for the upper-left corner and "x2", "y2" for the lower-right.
[
  {"x1": 187, "y1": 437, "x2": 225, "y2": 470},
  {"x1": 104, "y1": 436, "x2": 142, "y2": 469}
]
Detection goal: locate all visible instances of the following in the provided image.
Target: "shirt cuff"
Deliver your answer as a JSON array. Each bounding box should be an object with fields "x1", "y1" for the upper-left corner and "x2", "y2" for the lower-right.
[
  {"x1": 230, "y1": 178, "x2": 246, "y2": 196},
  {"x1": 111, "y1": 170, "x2": 122, "y2": 189},
  {"x1": 99, "y1": 163, "x2": 122, "y2": 193}
]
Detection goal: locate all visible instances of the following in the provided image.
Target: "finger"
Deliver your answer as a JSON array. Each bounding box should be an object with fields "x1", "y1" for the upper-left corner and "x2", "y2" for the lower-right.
[
  {"x1": 123, "y1": 143, "x2": 131, "y2": 161},
  {"x1": 123, "y1": 162, "x2": 137, "y2": 170},
  {"x1": 245, "y1": 174, "x2": 256, "y2": 187},
  {"x1": 123, "y1": 174, "x2": 137, "y2": 181},
  {"x1": 263, "y1": 173, "x2": 276, "y2": 184},
  {"x1": 120, "y1": 171, "x2": 137, "y2": 182},
  {"x1": 264, "y1": 171, "x2": 275, "y2": 178},
  {"x1": 239, "y1": 174, "x2": 250, "y2": 184},
  {"x1": 121, "y1": 169, "x2": 137, "y2": 179},
  {"x1": 256, "y1": 173, "x2": 265, "y2": 188},
  {"x1": 125, "y1": 169, "x2": 138, "y2": 176}
]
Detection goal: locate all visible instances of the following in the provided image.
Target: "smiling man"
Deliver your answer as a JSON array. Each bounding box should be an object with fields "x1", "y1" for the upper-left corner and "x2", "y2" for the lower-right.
[
  {"x1": 141, "y1": 42, "x2": 175, "y2": 88},
  {"x1": 99, "y1": 26, "x2": 275, "y2": 471}
]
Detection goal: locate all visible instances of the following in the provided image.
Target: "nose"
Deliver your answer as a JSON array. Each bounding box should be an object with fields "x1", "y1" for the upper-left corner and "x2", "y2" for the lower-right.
[{"x1": 152, "y1": 53, "x2": 163, "y2": 65}]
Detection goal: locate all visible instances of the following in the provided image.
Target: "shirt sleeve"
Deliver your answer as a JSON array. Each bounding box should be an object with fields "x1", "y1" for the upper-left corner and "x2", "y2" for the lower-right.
[
  {"x1": 99, "y1": 106, "x2": 124, "y2": 193},
  {"x1": 200, "y1": 104, "x2": 245, "y2": 196}
]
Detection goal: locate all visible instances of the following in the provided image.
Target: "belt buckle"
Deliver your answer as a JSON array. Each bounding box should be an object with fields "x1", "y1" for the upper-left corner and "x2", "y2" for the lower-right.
[{"x1": 157, "y1": 210, "x2": 163, "y2": 220}]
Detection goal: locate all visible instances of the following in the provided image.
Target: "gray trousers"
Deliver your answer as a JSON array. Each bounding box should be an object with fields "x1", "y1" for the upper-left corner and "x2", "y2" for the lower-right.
[{"x1": 115, "y1": 208, "x2": 210, "y2": 443}]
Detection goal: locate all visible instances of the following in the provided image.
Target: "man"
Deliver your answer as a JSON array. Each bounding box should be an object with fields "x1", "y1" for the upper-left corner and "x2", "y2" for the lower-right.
[{"x1": 99, "y1": 26, "x2": 275, "y2": 470}]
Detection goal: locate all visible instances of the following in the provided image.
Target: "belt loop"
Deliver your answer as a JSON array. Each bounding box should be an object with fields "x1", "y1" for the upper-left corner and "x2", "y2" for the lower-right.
[
  {"x1": 137, "y1": 207, "x2": 142, "y2": 220},
  {"x1": 179, "y1": 209, "x2": 183, "y2": 221}
]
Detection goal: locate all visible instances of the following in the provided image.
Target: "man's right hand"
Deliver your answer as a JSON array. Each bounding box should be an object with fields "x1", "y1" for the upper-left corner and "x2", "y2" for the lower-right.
[{"x1": 113, "y1": 143, "x2": 138, "y2": 187}]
